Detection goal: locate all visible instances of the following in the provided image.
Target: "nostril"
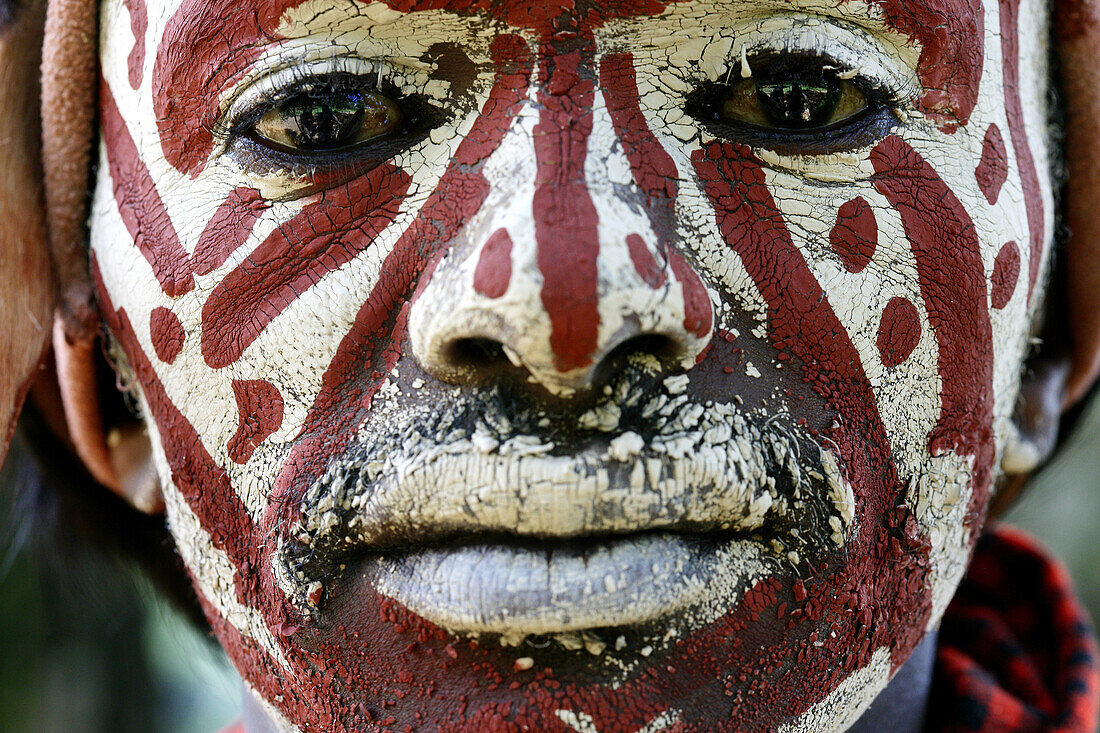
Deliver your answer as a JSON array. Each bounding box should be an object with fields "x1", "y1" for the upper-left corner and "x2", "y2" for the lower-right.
[
  {"x1": 447, "y1": 337, "x2": 508, "y2": 371},
  {"x1": 590, "y1": 333, "x2": 681, "y2": 387}
]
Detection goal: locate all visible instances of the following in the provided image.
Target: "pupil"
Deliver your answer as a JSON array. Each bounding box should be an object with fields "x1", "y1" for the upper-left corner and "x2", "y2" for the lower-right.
[
  {"x1": 289, "y1": 93, "x2": 366, "y2": 150},
  {"x1": 756, "y1": 73, "x2": 841, "y2": 130}
]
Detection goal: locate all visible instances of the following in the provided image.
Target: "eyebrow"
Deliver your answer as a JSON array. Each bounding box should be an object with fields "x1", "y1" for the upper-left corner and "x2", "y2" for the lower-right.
[{"x1": 147, "y1": 0, "x2": 984, "y2": 180}]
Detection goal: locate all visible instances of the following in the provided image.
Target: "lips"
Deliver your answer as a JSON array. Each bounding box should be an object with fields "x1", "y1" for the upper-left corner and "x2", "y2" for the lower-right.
[{"x1": 274, "y1": 368, "x2": 855, "y2": 639}]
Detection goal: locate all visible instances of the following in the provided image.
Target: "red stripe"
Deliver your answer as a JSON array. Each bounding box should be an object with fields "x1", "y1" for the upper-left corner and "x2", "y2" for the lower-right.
[
  {"x1": 599, "y1": 53, "x2": 679, "y2": 201},
  {"x1": 199, "y1": 165, "x2": 412, "y2": 369},
  {"x1": 101, "y1": 83, "x2": 193, "y2": 297},
  {"x1": 533, "y1": 44, "x2": 601, "y2": 372},
  {"x1": 871, "y1": 135, "x2": 996, "y2": 522},
  {"x1": 868, "y1": 0, "x2": 984, "y2": 130},
  {"x1": 191, "y1": 187, "x2": 267, "y2": 277},
  {"x1": 998, "y1": 0, "x2": 1046, "y2": 300},
  {"x1": 126, "y1": 0, "x2": 147, "y2": 90}
]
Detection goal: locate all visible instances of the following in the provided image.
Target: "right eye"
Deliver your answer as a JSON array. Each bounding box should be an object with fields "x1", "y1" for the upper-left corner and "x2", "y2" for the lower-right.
[
  {"x1": 247, "y1": 75, "x2": 404, "y2": 153},
  {"x1": 685, "y1": 54, "x2": 900, "y2": 155},
  {"x1": 719, "y1": 69, "x2": 871, "y2": 131}
]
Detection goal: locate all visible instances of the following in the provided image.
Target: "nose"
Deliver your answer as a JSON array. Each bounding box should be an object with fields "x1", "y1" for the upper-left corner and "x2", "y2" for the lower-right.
[
  {"x1": 409, "y1": 47, "x2": 713, "y2": 396},
  {"x1": 408, "y1": 114, "x2": 712, "y2": 396},
  {"x1": 410, "y1": 227, "x2": 712, "y2": 396}
]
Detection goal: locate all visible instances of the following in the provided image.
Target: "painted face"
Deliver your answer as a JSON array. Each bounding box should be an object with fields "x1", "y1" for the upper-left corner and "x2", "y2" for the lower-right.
[{"x1": 91, "y1": 0, "x2": 1054, "y2": 729}]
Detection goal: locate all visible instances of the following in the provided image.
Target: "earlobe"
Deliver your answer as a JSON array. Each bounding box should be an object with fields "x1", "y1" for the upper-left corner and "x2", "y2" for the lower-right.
[
  {"x1": 53, "y1": 316, "x2": 164, "y2": 515},
  {"x1": 992, "y1": 355, "x2": 1070, "y2": 518}
]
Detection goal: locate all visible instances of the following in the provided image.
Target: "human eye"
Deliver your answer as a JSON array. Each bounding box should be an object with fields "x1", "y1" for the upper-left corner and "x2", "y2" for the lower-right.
[
  {"x1": 219, "y1": 65, "x2": 445, "y2": 181},
  {"x1": 686, "y1": 53, "x2": 901, "y2": 156},
  {"x1": 248, "y1": 73, "x2": 403, "y2": 153}
]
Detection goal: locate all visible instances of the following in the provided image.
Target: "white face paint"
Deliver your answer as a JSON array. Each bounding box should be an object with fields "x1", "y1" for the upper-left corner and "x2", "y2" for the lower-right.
[{"x1": 92, "y1": 0, "x2": 1054, "y2": 729}]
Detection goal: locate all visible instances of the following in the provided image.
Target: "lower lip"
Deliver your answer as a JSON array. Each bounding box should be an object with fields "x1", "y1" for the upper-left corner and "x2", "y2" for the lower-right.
[{"x1": 360, "y1": 532, "x2": 774, "y2": 636}]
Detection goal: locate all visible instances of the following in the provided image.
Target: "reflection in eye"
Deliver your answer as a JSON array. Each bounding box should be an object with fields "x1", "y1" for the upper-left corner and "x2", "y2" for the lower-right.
[
  {"x1": 686, "y1": 54, "x2": 898, "y2": 155},
  {"x1": 721, "y1": 68, "x2": 869, "y2": 131},
  {"x1": 248, "y1": 75, "x2": 403, "y2": 152}
]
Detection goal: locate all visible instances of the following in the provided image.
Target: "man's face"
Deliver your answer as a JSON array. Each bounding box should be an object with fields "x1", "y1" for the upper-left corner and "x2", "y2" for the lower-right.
[{"x1": 92, "y1": 0, "x2": 1054, "y2": 729}]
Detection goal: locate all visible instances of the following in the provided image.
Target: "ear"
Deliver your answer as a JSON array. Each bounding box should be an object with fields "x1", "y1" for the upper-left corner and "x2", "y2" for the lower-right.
[
  {"x1": 1056, "y1": 3, "x2": 1100, "y2": 406},
  {"x1": 993, "y1": 5, "x2": 1100, "y2": 513},
  {"x1": 0, "y1": 0, "x2": 57, "y2": 463},
  {"x1": 36, "y1": 0, "x2": 163, "y2": 514}
]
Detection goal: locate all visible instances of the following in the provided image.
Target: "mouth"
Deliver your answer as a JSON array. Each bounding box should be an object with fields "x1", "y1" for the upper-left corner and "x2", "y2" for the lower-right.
[{"x1": 274, "y1": 369, "x2": 855, "y2": 639}]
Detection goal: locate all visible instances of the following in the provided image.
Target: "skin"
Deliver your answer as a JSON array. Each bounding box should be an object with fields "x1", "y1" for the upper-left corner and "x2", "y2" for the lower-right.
[{"x1": 91, "y1": 0, "x2": 1055, "y2": 730}]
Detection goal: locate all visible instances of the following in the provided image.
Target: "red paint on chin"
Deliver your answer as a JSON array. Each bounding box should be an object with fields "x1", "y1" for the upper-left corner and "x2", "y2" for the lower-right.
[
  {"x1": 975, "y1": 124, "x2": 1009, "y2": 205},
  {"x1": 871, "y1": 135, "x2": 996, "y2": 521},
  {"x1": 877, "y1": 297, "x2": 921, "y2": 368},
  {"x1": 228, "y1": 379, "x2": 285, "y2": 464},
  {"x1": 473, "y1": 227, "x2": 513, "y2": 299},
  {"x1": 830, "y1": 197, "x2": 877, "y2": 274},
  {"x1": 149, "y1": 307, "x2": 185, "y2": 364}
]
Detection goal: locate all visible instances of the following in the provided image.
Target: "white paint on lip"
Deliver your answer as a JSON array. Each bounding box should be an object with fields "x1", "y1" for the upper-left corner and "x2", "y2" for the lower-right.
[
  {"x1": 365, "y1": 532, "x2": 772, "y2": 635},
  {"x1": 278, "y1": 374, "x2": 858, "y2": 633},
  {"x1": 298, "y1": 397, "x2": 854, "y2": 550}
]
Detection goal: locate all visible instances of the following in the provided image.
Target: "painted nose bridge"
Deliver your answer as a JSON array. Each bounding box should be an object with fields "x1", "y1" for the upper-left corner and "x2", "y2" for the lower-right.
[{"x1": 409, "y1": 47, "x2": 713, "y2": 396}]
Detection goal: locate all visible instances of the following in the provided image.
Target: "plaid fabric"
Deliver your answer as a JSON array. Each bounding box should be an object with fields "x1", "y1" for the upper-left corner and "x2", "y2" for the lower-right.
[{"x1": 926, "y1": 525, "x2": 1100, "y2": 732}]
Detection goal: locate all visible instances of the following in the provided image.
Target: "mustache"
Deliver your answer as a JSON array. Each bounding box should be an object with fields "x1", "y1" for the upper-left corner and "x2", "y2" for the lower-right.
[{"x1": 275, "y1": 361, "x2": 856, "y2": 599}]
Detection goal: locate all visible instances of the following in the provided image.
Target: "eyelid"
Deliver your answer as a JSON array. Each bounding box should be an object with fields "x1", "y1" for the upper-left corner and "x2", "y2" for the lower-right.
[
  {"x1": 713, "y1": 16, "x2": 920, "y2": 110},
  {"x1": 217, "y1": 56, "x2": 390, "y2": 141}
]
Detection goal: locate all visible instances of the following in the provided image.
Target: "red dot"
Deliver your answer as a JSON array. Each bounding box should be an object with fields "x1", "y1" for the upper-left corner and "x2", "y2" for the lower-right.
[
  {"x1": 227, "y1": 379, "x2": 284, "y2": 464},
  {"x1": 830, "y1": 197, "x2": 877, "y2": 273},
  {"x1": 975, "y1": 124, "x2": 1008, "y2": 206},
  {"x1": 626, "y1": 233, "x2": 665, "y2": 288},
  {"x1": 877, "y1": 297, "x2": 921, "y2": 368},
  {"x1": 149, "y1": 307, "x2": 184, "y2": 364},
  {"x1": 991, "y1": 241, "x2": 1021, "y2": 310},
  {"x1": 473, "y1": 228, "x2": 513, "y2": 299}
]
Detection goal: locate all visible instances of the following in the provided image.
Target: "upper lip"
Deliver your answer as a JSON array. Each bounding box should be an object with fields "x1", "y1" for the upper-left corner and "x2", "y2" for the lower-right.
[{"x1": 275, "y1": 377, "x2": 855, "y2": 605}]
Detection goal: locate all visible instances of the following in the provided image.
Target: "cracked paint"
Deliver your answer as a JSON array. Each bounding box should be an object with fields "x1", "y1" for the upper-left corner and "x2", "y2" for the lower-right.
[{"x1": 91, "y1": 0, "x2": 1056, "y2": 729}]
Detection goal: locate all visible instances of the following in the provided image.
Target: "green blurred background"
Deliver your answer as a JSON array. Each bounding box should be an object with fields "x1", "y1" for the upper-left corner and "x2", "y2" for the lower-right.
[{"x1": 2, "y1": 396, "x2": 1099, "y2": 732}]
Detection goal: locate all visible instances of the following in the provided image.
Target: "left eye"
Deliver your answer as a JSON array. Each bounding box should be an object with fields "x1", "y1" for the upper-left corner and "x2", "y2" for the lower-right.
[{"x1": 248, "y1": 77, "x2": 403, "y2": 152}]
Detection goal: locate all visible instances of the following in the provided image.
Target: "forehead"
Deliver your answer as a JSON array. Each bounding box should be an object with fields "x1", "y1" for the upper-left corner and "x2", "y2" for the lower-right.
[{"x1": 140, "y1": 0, "x2": 983, "y2": 56}]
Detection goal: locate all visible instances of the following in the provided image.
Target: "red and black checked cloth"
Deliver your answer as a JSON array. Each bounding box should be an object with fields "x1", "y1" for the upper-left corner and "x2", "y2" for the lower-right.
[{"x1": 926, "y1": 524, "x2": 1100, "y2": 732}]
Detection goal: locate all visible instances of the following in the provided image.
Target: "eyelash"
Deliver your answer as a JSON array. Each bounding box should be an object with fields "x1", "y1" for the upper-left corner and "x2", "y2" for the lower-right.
[
  {"x1": 216, "y1": 67, "x2": 446, "y2": 180},
  {"x1": 216, "y1": 47, "x2": 906, "y2": 184},
  {"x1": 684, "y1": 52, "x2": 903, "y2": 156}
]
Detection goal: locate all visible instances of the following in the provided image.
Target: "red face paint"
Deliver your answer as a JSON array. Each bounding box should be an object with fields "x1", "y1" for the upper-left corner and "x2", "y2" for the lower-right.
[{"x1": 92, "y1": 0, "x2": 1052, "y2": 729}]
